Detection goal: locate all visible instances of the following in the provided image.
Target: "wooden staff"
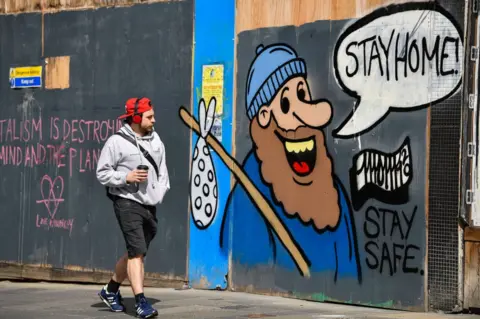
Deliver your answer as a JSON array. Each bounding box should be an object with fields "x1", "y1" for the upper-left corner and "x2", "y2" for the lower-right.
[{"x1": 179, "y1": 106, "x2": 310, "y2": 278}]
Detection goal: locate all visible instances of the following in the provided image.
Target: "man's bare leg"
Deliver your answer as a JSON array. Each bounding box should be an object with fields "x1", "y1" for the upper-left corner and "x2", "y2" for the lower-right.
[
  {"x1": 127, "y1": 255, "x2": 145, "y2": 295},
  {"x1": 103, "y1": 252, "x2": 128, "y2": 295},
  {"x1": 111, "y1": 253, "x2": 128, "y2": 284}
]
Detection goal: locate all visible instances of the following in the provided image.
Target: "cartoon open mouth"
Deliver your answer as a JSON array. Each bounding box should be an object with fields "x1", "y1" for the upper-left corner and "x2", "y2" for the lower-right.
[{"x1": 275, "y1": 132, "x2": 317, "y2": 177}]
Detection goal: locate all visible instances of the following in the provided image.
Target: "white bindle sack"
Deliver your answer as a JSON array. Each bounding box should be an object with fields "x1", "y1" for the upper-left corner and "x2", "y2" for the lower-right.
[{"x1": 190, "y1": 97, "x2": 218, "y2": 229}]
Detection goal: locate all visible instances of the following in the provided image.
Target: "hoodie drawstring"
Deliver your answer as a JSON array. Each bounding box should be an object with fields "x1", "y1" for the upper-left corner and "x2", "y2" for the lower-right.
[
  {"x1": 133, "y1": 136, "x2": 144, "y2": 166},
  {"x1": 132, "y1": 132, "x2": 156, "y2": 189}
]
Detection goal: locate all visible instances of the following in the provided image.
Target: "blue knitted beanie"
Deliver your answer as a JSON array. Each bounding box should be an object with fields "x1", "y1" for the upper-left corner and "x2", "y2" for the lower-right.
[{"x1": 245, "y1": 43, "x2": 307, "y2": 120}]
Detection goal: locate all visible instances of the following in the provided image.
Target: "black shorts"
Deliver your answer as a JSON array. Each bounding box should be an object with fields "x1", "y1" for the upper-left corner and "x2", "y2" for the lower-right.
[{"x1": 113, "y1": 196, "x2": 157, "y2": 258}]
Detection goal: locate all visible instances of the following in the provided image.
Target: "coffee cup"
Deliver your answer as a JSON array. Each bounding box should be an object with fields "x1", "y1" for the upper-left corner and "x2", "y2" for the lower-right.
[
  {"x1": 137, "y1": 164, "x2": 149, "y2": 171},
  {"x1": 135, "y1": 164, "x2": 148, "y2": 191},
  {"x1": 137, "y1": 165, "x2": 149, "y2": 185}
]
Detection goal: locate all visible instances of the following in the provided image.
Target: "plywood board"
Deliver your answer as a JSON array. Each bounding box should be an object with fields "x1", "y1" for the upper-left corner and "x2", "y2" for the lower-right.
[
  {"x1": 465, "y1": 227, "x2": 480, "y2": 242},
  {"x1": 0, "y1": 262, "x2": 184, "y2": 288},
  {"x1": 45, "y1": 56, "x2": 70, "y2": 90},
  {"x1": 464, "y1": 241, "x2": 480, "y2": 309},
  {"x1": 236, "y1": 0, "x2": 428, "y2": 33},
  {"x1": 0, "y1": 0, "x2": 180, "y2": 14}
]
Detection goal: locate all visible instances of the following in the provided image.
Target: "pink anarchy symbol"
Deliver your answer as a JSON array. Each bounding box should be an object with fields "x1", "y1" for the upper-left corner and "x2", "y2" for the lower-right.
[{"x1": 36, "y1": 174, "x2": 65, "y2": 219}]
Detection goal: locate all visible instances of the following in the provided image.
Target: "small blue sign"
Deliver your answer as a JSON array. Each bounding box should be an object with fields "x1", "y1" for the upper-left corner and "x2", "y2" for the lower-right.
[{"x1": 11, "y1": 76, "x2": 41, "y2": 89}]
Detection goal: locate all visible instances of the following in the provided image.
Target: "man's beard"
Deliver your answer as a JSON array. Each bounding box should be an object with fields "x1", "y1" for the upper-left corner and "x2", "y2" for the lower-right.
[
  {"x1": 140, "y1": 125, "x2": 153, "y2": 134},
  {"x1": 250, "y1": 116, "x2": 340, "y2": 231}
]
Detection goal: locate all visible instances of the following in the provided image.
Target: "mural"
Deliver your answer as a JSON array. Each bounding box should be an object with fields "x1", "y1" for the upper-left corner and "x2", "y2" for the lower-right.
[
  {"x1": 220, "y1": 43, "x2": 361, "y2": 282},
  {"x1": 181, "y1": 1, "x2": 464, "y2": 309},
  {"x1": 181, "y1": 43, "x2": 362, "y2": 281}
]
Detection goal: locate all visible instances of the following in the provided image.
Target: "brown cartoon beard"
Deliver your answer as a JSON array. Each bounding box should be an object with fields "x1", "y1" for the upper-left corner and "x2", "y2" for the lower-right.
[{"x1": 250, "y1": 116, "x2": 340, "y2": 231}]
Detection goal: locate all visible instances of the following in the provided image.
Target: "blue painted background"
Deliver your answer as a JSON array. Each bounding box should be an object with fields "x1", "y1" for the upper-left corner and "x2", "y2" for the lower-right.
[{"x1": 188, "y1": 0, "x2": 235, "y2": 289}]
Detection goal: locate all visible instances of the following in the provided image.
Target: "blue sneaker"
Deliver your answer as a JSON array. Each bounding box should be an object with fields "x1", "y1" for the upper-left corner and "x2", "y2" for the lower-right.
[
  {"x1": 98, "y1": 285, "x2": 125, "y2": 312},
  {"x1": 135, "y1": 297, "x2": 158, "y2": 318}
]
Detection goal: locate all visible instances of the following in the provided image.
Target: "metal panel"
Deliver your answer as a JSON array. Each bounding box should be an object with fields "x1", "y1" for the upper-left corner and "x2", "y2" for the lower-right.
[
  {"x1": 428, "y1": 0, "x2": 466, "y2": 311},
  {"x1": 0, "y1": 1, "x2": 193, "y2": 282},
  {"x1": 229, "y1": 1, "x2": 464, "y2": 310},
  {"x1": 185, "y1": 0, "x2": 235, "y2": 289}
]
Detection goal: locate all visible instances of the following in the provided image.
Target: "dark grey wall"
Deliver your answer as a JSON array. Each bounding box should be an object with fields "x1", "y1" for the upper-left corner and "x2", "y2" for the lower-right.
[{"x1": 0, "y1": 1, "x2": 193, "y2": 278}]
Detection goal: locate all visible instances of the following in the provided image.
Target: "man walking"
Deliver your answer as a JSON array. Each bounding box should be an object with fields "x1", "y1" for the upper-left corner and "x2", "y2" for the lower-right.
[{"x1": 96, "y1": 97, "x2": 170, "y2": 318}]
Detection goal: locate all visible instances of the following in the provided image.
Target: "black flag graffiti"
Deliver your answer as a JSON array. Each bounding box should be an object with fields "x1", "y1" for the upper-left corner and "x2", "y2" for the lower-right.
[{"x1": 349, "y1": 137, "x2": 412, "y2": 210}]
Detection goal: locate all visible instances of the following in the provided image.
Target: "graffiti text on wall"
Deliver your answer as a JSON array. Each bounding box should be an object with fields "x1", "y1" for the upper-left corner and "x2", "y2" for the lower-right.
[
  {"x1": 0, "y1": 117, "x2": 122, "y2": 177},
  {"x1": 35, "y1": 174, "x2": 74, "y2": 236},
  {"x1": 363, "y1": 205, "x2": 422, "y2": 276},
  {"x1": 350, "y1": 137, "x2": 412, "y2": 210},
  {"x1": 333, "y1": 2, "x2": 464, "y2": 138}
]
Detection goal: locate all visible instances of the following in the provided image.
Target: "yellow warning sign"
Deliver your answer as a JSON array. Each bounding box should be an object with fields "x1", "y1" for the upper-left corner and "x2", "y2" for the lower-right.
[
  {"x1": 10, "y1": 66, "x2": 42, "y2": 78},
  {"x1": 202, "y1": 64, "x2": 224, "y2": 115}
]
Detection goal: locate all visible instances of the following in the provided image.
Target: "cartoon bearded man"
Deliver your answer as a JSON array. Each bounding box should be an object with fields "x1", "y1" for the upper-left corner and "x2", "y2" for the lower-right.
[{"x1": 219, "y1": 43, "x2": 361, "y2": 282}]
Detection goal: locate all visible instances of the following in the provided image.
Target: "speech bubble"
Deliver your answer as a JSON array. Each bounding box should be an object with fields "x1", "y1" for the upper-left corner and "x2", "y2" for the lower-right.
[{"x1": 332, "y1": 3, "x2": 464, "y2": 138}]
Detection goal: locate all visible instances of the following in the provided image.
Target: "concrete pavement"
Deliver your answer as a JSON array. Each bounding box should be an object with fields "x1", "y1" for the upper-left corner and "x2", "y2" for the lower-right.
[{"x1": 0, "y1": 280, "x2": 477, "y2": 319}]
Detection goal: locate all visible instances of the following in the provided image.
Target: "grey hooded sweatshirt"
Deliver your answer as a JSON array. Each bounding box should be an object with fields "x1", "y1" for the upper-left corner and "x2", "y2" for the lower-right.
[{"x1": 96, "y1": 123, "x2": 170, "y2": 206}]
